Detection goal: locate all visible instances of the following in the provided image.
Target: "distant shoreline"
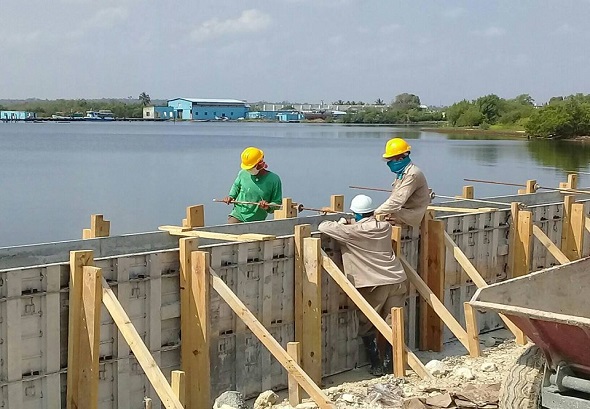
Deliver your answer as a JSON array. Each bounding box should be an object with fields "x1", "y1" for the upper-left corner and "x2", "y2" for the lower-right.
[{"x1": 421, "y1": 126, "x2": 528, "y2": 138}]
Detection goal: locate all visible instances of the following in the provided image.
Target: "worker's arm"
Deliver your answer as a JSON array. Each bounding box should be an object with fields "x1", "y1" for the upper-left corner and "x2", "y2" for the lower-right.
[
  {"x1": 374, "y1": 174, "x2": 417, "y2": 215},
  {"x1": 318, "y1": 220, "x2": 356, "y2": 241},
  {"x1": 227, "y1": 173, "x2": 242, "y2": 199},
  {"x1": 266, "y1": 176, "x2": 283, "y2": 213}
]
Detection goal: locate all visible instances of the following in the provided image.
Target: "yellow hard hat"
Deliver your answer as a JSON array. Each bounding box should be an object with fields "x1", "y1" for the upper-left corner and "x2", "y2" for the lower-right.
[
  {"x1": 382, "y1": 138, "x2": 411, "y2": 159},
  {"x1": 241, "y1": 147, "x2": 264, "y2": 169}
]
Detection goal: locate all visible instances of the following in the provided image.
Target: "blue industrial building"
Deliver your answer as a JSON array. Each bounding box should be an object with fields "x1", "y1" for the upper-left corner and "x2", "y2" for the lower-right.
[
  {"x1": 247, "y1": 110, "x2": 304, "y2": 122},
  {"x1": 1, "y1": 110, "x2": 36, "y2": 122},
  {"x1": 167, "y1": 98, "x2": 248, "y2": 120},
  {"x1": 143, "y1": 106, "x2": 175, "y2": 120}
]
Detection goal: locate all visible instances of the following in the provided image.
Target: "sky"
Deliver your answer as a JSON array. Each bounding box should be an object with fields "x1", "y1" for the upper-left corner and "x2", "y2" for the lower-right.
[{"x1": 1, "y1": 0, "x2": 589, "y2": 106}]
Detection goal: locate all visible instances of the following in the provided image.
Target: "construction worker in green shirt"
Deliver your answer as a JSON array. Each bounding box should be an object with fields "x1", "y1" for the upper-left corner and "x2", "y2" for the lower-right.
[{"x1": 222, "y1": 147, "x2": 283, "y2": 223}]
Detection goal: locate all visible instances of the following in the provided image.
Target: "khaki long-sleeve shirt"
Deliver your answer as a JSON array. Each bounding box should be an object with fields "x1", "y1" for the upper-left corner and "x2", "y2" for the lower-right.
[
  {"x1": 318, "y1": 217, "x2": 406, "y2": 288},
  {"x1": 374, "y1": 163, "x2": 430, "y2": 227}
]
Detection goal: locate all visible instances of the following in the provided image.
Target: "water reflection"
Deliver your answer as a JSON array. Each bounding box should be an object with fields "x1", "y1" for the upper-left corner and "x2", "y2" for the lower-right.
[{"x1": 528, "y1": 139, "x2": 590, "y2": 172}]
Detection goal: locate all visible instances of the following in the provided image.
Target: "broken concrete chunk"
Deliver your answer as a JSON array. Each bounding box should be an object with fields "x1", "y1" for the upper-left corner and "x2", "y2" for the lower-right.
[
  {"x1": 425, "y1": 392, "x2": 453, "y2": 407},
  {"x1": 253, "y1": 390, "x2": 279, "y2": 409},
  {"x1": 425, "y1": 360, "x2": 449, "y2": 377},
  {"x1": 480, "y1": 362, "x2": 498, "y2": 372},
  {"x1": 213, "y1": 391, "x2": 246, "y2": 409},
  {"x1": 454, "y1": 367, "x2": 475, "y2": 380},
  {"x1": 403, "y1": 397, "x2": 428, "y2": 409}
]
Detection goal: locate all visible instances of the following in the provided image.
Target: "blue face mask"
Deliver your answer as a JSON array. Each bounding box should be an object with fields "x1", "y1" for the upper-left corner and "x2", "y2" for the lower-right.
[
  {"x1": 354, "y1": 213, "x2": 363, "y2": 222},
  {"x1": 387, "y1": 156, "x2": 411, "y2": 176}
]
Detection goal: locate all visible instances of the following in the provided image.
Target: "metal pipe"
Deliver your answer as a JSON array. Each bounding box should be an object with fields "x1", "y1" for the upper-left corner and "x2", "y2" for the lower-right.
[
  {"x1": 550, "y1": 373, "x2": 590, "y2": 395},
  {"x1": 464, "y1": 178, "x2": 590, "y2": 195},
  {"x1": 296, "y1": 203, "x2": 352, "y2": 216}
]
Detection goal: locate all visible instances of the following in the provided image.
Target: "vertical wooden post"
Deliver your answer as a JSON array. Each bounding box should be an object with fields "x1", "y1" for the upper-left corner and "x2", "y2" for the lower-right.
[
  {"x1": 568, "y1": 174, "x2": 578, "y2": 189},
  {"x1": 274, "y1": 197, "x2": 296, "y2": 219},
  {"x1": 464, "y1": 302, "x2": 481, "y2": 358},
  {"x1": 294, "y1": 225, "x2": 311, "y2": 343},
  {"x1": 83, "y1": 214, "x2": 111, "y2": 239},
  {"x1": 178, "y1": 238, "x2": 199, "y2": 408},
  {"x1": 462, "y1": 185, "x2": 474, "y2": 199},
  {"x1": 302, "y1": 237, "x2": 322, "y2": 385},
  {"x1": 418, "y1": 210, "x2": 434, "y2": 351},
  {"x1": 569, "y1": 203, "x2": 585, "y2": 260},
  {"x1": 67, "y1": 250, "x2": 94, "y2": 409},
  {"x1": 78, "y1": 266, "x2": 102, "y2": 409},
  {"x1": 191, "y1": 251, "x2": 211, "y2": 408},
  {"x1": 330, "y1": 194, "x2": 344, "y2": 213},
  {"x1": 422, "y1": 219, "x2": 445, "y2": 352},
  {"x1": 287, "y1": 342, "x2": 302, "y2": 406},
  {"x1": 514, "y1": 210, "x2": 533, "y2": 278},
  {"x1": 561, "y1": 195, "x2": 575, "y2": 260},
  {"x1": 525, "y1": 180, "x2": 537, "y2": 194},
  {"x1": 182, "y1": 205, "x2": 205, "y2": 228},
  {"x1": 171, "y1": 370, "x2": 186, "y2": 406},
  {"x1": 391, "y1": 307, "x2": 406, "y2": 377},
  {"x1": 391, "y1": 226, "x2": 402, "y2": 256}
]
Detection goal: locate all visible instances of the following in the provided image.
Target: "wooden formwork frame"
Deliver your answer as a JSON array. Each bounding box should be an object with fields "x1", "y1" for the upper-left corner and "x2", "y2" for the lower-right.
[
  {"x1": 67, "y1": 251, "x2": 185, "y2": 409},
  {"x1": 82, "y1": 214, "x2": 111, "y2": 239}
]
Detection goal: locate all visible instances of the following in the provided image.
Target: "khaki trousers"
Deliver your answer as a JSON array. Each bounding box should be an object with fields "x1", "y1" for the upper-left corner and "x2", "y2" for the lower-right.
[{"x1": 357, "y1": 280, "x2": 408, "y2": 337}]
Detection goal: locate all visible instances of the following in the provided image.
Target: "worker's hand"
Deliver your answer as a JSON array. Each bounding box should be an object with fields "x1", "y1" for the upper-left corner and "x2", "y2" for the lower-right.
[
  {"x1": 258, "y1": 200, "x2": 270, "y2": 210},
  {"x1": 337, "y1": 217, "x2": 349, "y2": 225},
  {"x1": 222, "y1": 196, "x2": 234, "y2": 205},
  {"x1": 319, "y1": 206, "x2": 331, "y2": 215}
]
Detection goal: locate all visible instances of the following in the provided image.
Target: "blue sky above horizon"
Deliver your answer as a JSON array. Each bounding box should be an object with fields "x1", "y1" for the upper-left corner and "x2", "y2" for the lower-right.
[{"x1": 1, "y1": 0, "x2": 589, "y2": 105}]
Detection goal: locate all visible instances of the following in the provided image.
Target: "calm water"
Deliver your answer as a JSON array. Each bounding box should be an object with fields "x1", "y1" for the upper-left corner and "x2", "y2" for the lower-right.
[{"x1": 1, "y1": 122, "x2": 590, "y2": 247}]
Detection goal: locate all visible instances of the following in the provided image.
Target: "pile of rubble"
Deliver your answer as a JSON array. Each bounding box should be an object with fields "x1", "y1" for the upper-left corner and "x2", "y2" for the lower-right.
[{"x1": 215, "y1": 339, "x2": 526, "y2": 409}]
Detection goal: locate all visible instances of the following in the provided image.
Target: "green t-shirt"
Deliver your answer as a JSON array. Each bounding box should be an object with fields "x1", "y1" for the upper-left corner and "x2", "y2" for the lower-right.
[{"x1": 228, "y1": 170, "x2": 282, "y2": 222}]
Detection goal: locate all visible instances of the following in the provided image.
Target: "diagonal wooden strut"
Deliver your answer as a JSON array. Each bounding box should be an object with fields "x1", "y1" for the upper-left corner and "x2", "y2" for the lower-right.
[
  {"x1": 532, "y1": 225, "x2": 570, "y2": 265},
  {"x1": 208, "y1": 266, "x2": 335, "y2": 409},
  {"x1": 320, "y1": 252, "x2": 432, "y2": 380},
  {"x1": 443, "y1": 231, "x2": 526, "y2": 342}
]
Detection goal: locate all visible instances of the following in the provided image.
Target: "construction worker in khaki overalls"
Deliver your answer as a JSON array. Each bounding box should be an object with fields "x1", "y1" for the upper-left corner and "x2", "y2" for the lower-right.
[
  {"x1": 318, "y1": 195, "x2": 408, "y2": 375},
  {"x1": 374, "y1": 137, "x2": 431, "y2": 227}
]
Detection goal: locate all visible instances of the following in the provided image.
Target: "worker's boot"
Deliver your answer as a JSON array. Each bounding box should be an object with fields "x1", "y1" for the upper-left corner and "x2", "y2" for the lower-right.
[
  {"x1": 362, "y1": 334, "x2": 384, "y2": 376},
  {"x1": 381, "y1": 346, "x2": 394, "y2": 375}
]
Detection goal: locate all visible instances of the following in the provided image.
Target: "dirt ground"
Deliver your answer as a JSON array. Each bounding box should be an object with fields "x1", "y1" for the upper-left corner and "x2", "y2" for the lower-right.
[{"x1": 251, "y1": 329, "x2": 527, "y2": 409}]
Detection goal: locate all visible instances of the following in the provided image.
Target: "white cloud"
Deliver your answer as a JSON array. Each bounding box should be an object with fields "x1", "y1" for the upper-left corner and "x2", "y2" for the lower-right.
[
  {"x1": 380, "y1": 24, "x2": 401, "y2": 34},
  {"x1": 443, "y1": 7, "x2": 466, "y2": 19},
  {"x1": 190, "y1": 9, "x2": 271, "y2": 43},
  {"x1": 85, "y1": 7, "x2": 129, "y2": 29},
  {"x1": 475, "y1": 26, "x2": 506, "y2": 37}
]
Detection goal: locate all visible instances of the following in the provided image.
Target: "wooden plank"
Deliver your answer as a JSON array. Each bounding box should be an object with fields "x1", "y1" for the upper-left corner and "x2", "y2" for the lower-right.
[
  {"x1": 424, "y1": 219, "x2": 445, "y2": 352},
  {"x1": 191, "y1": 251, "x2": 212, "y2": 408},
  {"x1": 525, "y1": 179, "x2": 537, "y2": 194},
  {"x1": 171, "y1": 371, "x2": 185, "y2": 406},
  {"x1": 514, "y1": 210, "x2": 533, "y2": 277},
  {"x1": 287, "y1": 342, "x2": 302, "y2": 406},
  {"x1": 178, "y1": 238, "x2": 199, "y2": 409},
  {"x1": 101, "y1": 277, "x2": 184, "y2": 409},
  {"x1": 91, "y1": 214, "x2": 110, "y2": 237},
  {"x1": 399, "y1": 257, "x2": 471, "y2": 351},
  {"x1": 391, "y1": 226, "x2": 402, "y2": 256},
  {"x1": 428, "y1": 206, "x2": 498, "y2": 214},
  {"x1": 570, "y1": 203, "x2": 585, "y2": 261},
  {"x1": 532, "y1": 225, "x2": 570, "y2": 265},
  {"x1": 330, "y1": 195, "x2": 344, "y2": 212},
  {"x1": 184, "y1": 205, "x2": 205, "y2": 228},
  {"x1": 159, "y1": 225, "x2": 276, "y2": 242},
  {"x1": 294, "y1": 225, "x2": 311, "y2": 343},
  {"x1": 391, "y1": 307, "x2": 406, "y2": 377},
  {"x1": 320, "y1": 253, "x2": 431, "y2": 380},
  {"x1": 302, "y1": 237, "x2": 323, "y2": 385},
  {"x1": 209, "y1": 269, "x2": 335, "y2": 409},
  {"x1": 568, "y1": 173, "x2": 578, "y2": 189},
  {"x1": 274, "y1": 197, "x2": 296, "y2": 219},
  {"x1": 78, "y1": 266, "x2": 102, "y2": 409},
  {"x1": 418, "y1": 210, "x2": 432, "y2": 351},
  {"x1": 67, "y1": 250, "x2": 94, "y2": 409},
  {"x1": 464, "y1": 302, "x2": 481, "y2": 358},
  {"x1": 561, "y1": 195, "x2": 574, "y2": 260},
  {"x1": 462, "y1": 185, "x2": 474, "y2": 199}
]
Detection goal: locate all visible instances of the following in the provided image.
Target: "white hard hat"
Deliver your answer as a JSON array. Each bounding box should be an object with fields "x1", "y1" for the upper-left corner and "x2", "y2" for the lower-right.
[{"x1": 350, "y1": 195, "x2": 374, "y2": 214}]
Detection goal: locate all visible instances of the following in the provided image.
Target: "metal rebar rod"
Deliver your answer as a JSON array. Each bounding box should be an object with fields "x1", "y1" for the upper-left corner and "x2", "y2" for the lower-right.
[
  {"x1": 463, "y1": 178, "x2": 590, "y2": 195},
  {"x1": 212, "y1": 199, "x2": 282, "y2": 207}
]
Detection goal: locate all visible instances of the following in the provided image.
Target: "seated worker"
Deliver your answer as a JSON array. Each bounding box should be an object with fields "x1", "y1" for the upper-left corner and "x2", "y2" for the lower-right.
[
  {"x1": 222, "y1": 147, "x2": 282, "y2": 223},
  {"x1": 374, "y1": 137, "x2": 431, "y2": 227},
  {"x1": 318, "y1": 194, "x2": 408, "y2": 375}
]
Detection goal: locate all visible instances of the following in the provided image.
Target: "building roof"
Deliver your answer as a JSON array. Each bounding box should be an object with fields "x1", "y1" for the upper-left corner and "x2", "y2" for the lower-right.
[{"x1": 168, "y1": 98, "x2": 247, "y2": 104}]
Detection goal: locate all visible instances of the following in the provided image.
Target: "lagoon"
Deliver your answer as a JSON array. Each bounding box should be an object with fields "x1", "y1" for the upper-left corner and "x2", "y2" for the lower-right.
[{"x1": 1, "y1": 121, "x2": 589, "y2": 247}]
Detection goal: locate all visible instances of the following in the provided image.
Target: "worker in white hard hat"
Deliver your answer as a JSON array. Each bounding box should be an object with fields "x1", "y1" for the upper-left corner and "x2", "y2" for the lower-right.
[
  {"x1": 318, "y1": 194, "x2": 407, "y2": 376},
  {"x1": 222, "y1": 147, "x2": 282, "y2": 223},
  {"x1": 374, "y1": 137, "x2": 431, "y2": 227}
]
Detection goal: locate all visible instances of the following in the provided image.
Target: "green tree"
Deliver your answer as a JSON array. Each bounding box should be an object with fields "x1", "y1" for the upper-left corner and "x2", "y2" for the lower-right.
[
  {"x1": 391, "y1": 93, "x2": 421, "y2": 110},
  {"x1": 456, "y1": 105, "x2": 484, "y2": 127},
  {"x1": 445, "y1": 100, "x2": 472, "y2": 126},
  {"x1": 139, "y1": 92, "x2": 151, "y2": 107},
  {"x1": 475, "y1": 94, "x2": 502, "y2": 124},
  {"x1": 375, "y1": 98, "x2": 384, "y2": 105}
]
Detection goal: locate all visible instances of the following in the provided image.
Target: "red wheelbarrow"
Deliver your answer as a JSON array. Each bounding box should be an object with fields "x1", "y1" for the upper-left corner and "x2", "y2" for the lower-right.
[{"x1": 470, "y1": 257, "x2": 590, "y2": 409}]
